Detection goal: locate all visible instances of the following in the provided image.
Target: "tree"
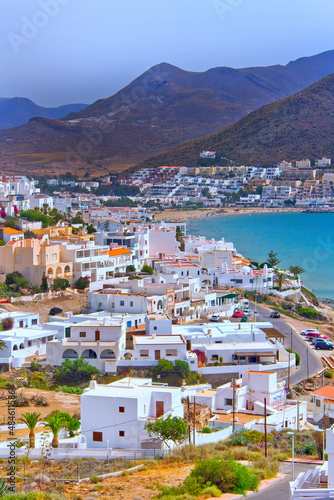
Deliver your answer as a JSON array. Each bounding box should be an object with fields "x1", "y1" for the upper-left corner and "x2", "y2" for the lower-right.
[
  {"x1": 288, "y1": 265, "x2": 305, "y2": 277},
  {"x1": 267, "y1": 250, "x2": 281, "y2": 268},
  {"x1": 275, "y1": 272, "x2": 287, "y2": 291},
  {"x1": 5, "y1": 271, "x2": 29, "y2": 292},
  {"x1": 0, "y1": 240, "x2": 5, "y2": 246},
  {"x1": 74, "y1": 276, "x2": 90, "y2": 290},
  {"x1": 176, "y1": 226, "x2": 185, "y2": 252},
  {"x1": 4, "y1": 219, "x2": 16, "y2": 229},
  {"x1": 41, "y1": 273, "x2": 48, "y2": 293},
  {"x1": 43, "y1": 411, "x2": 68, "y2": 448},
  {"x1": 53, "y1": 278, "x2": 70, "y2": 291},
  {"x1": 174, "y1": 360, "x2": 190, "y2": 378},
  {"x1": 55, "y1": 357, "x2": 99, "y2": 384},
  {"x1": 126, "y1": 265, "x2": 136, "y2": 273},
  {"x1": 151, "y1": 358, "x2": 174, "y2": 377},
  {"x1": 86, "y1": 224, "x2": 96, "y2": 234},
  {"x1": 19, "y1": 411, "x2": 42, "y2": 448},
  {"x1": 141, "y1": 264, "x2": 153, "y2": 275},
  {"x1": 51, "y1": 411, "x2": 80, "y2": 437},
  {"x1": 144, "y1": 415, "x2": 188, "y2": 448},
  {"x1": 24, "y1": 230, "x2": 36, "y2": 239}
]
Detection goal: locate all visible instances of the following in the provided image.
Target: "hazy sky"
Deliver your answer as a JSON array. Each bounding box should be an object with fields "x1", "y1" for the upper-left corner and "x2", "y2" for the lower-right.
[{"x1": 1, "y1": 0, "x2": 334, "y2": 107}]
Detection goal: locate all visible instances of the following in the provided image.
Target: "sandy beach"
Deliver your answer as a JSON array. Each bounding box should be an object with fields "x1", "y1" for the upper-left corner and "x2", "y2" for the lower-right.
[{"x1": 156, "y1": 206, "x2": 303, "y2": 223}]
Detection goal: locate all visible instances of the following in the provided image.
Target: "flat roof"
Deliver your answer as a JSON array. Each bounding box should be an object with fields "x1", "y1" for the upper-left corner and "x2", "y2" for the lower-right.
[{"x1": 133, "y1": 335, "x2": 185, "y2": 345}]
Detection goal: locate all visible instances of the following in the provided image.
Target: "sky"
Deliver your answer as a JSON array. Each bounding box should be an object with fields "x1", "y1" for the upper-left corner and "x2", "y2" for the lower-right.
[{"x1": 1, "y1": 0, "x2": 334, "y2": 107}]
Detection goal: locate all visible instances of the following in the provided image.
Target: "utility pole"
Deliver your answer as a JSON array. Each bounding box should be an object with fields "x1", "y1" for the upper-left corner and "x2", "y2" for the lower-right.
[
  {"x1": 187, "y1": 396, "x2": 191, "y2": 445},
  {"x1": 291, "y1": 329, "x2": 293, "y2": 352},
  {"x1": 232, "y1": 376, "x2": 236, "y2": 433},
  {"x1": 264, "y1": 397, "x2": 268, "y2": 458},
  {"x1": 193, "y1": 396, "x2": 196, "y2": 445},
  {"x1": 297, "y1": 401, "x2": 300, "y2": 432},
  {"x1": 307, "y1": 347, "x2": 309, "y2": 379},
  {"x1": 288, "y1": 350, "x2": 291, "y2": 392}
]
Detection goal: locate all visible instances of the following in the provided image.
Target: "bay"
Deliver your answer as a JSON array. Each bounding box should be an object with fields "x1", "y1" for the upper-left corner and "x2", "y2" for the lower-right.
[{"x1": 187, "y1": 212, "x2": 334, "y2": 299}]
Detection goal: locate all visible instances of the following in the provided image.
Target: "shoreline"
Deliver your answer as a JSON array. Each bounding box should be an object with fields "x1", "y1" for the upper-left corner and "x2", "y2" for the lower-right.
[{"x1": 157, "y1": 207, "x2": 304, "y2": 223}]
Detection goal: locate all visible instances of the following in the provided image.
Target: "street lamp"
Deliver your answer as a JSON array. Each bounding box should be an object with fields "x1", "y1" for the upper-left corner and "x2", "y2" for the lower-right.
[{"x1": 287, "y1": 432, "x2": 295, "y2": 481}]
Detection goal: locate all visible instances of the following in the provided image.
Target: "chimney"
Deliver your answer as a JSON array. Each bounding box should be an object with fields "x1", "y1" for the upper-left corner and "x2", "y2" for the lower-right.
[{"x1": 89, "y1": 380, "x2": 97, "y2": 390}]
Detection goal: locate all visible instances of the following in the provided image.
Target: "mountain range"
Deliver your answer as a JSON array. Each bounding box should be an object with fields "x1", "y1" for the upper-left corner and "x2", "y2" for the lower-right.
[
  {"x1": 132, "y1": 72, "x2": 334, "y2": 170},
  {"x1": 1, "y1": 50, "x2": 334, "y2": 176},
  {"x1": 0, "y1": 98, "x2": 88, "y2": 130}
]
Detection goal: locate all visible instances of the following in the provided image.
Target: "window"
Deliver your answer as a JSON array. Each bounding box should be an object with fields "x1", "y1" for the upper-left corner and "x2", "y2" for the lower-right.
[
  {"x1": 93, "y1": 432, "x2": 103, "y2": 442},
  {"x1": 316, "y1": 399, "x2": 321, "y2": 407},
  {"x1": 119, "y1": 431, "x2": 125, "y2": 437},
  {"x1": 130, "y1": 301, "x2": 133, "y2": 307},
  {"x1": 16, "y1": 254, "x2": 21, "y2": 261},
  {"x1": 119, "y1": 407, "x2": 125, "y2": 413},
  {"x1": 235, "y1": 279, "x2": 243, "y2": 284},
  {"x1": 65, "y1": 328, "x2": 70, "y2": 338},
  {"x1": 154, "y1": 326, "x2": 157, "y2": 331},
  {"x1": 166, "y1": 349, "x2": 177, "y2": 356},
  {"x1": 80, "y1": 332, "x2": 86, "y2": 338},
  {"x1": 112, "y1": 302, "x2": 115, "y2": 309},
  {"x1": 140, "y1": 350, "x2": 149, "y2": 357},
  {"x1": 120, "y1": 300, "x2": 125, "y2": 306},
  {"x1": 225, "y1": 398, "x2": 233, "y2": 406},
  {"x1": 32, "y1": 319, "x2": 38, "y2": 325},
  {"x1": 28, "y1": 341, "x2": 32, "y2": 347},
  {"x1": 25, "y1": 267, "x2": 31, "y2": 275}
]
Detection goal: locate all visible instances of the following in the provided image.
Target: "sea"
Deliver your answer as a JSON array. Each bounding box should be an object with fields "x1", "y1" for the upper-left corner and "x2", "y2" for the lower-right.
[{"x1": 187, "y1": 212, "x2": 334, "y2": 300}]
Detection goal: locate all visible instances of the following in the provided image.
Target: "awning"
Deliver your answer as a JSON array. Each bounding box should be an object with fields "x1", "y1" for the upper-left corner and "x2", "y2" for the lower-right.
[
  {"x1": 221, "y1": 293, "x2": 240, "y2": 299},
  {"x1": 235, "y1": 352, "x2": 276, "y2": 357}
]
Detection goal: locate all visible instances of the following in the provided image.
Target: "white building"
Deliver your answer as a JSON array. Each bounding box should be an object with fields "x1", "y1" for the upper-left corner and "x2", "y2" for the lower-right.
[
  {"x1": 209, "y1": 264, "x2": 274, "y2": 293},
  {"x1": 81, "y1": 377, "x2": 184, "y2": 449},
  {"x1": 46, "y1": 315, "x2": 127, "y2": 370},
  {"x1": 312, "y1": 386, "x2": 334, "y2": 424},
  {"x1": 194, "y1": 370, "x2": 307, "y2": 432}
]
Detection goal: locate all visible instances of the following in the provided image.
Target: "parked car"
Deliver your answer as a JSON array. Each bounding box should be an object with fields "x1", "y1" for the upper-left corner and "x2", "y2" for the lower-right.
[
  {"x1": 243, "y1": 309, "x2": 252, "y2": 317},
  {"x1": 210, "y1": 315, "x2": 221, "y2": 322},
  {"x1": 311, "y1": 335, "x2": 329, "y2": 344},
  {"x1": 49, "y1": 307, "x2": 63, "y2": 316},
  {"x1": 232, "y1": 311, "x2": 245, "y2": 318},
  {"x1": 270, "y1": 311, "x2": 280, "y2": 318},
  {"x1": 301, "y1": 329, "x2": 320, "y2": 336},
  {"x1": 313, "y1": 340, "x2": 334, "y2": 350},
  {"x1": 305, "y1": 332, "x2": 323, "y2": 341}
]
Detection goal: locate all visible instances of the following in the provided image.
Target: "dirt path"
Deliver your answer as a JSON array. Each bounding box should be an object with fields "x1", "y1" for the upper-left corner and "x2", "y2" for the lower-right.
[{"x1": 0, "y1": 292, "x2": 87, "y2": 325}]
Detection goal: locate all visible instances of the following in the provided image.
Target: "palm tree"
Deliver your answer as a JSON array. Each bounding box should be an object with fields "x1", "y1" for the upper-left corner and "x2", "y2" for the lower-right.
[
  {"x1": 275, "y1": 272, "x2": 287, "y2": 291},
  {"x1": 43, "y1": 411, "x2": 67, "y2": 448},
  {"x1": 19, "y1": 411, "x2": 42, "y2": 448}
]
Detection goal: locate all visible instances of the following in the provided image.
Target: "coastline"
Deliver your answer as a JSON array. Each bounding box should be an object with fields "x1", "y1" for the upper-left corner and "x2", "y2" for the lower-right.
[{"x1": 157, "y1": 206, "x2": 303, "y2": 223}]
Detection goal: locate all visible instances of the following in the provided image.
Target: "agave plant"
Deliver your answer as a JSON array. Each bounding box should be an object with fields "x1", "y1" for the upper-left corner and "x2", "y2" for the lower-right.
[{"x1": 0, "y1": 478, "x2": 8, "y2": 498}]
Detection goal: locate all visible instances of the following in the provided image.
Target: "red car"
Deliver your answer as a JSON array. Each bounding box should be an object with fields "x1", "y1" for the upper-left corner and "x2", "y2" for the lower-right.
[{"x1": 232, "y1": 310, "x2": 245, "y2": 318}]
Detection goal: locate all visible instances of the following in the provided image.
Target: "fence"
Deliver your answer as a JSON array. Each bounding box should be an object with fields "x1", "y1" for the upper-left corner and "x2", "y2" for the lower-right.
[{"x1": 0, "y1": 447, "x2": 169, "y2": 461}]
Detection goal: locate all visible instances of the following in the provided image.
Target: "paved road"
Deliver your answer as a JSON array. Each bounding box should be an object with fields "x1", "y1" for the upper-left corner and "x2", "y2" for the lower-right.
[
  {"x1": 250, "y1": 304, "x2": 323, "y2": 385},
  {"x1": 250, "y1": 462, "x2": 316, "y2": 500}
]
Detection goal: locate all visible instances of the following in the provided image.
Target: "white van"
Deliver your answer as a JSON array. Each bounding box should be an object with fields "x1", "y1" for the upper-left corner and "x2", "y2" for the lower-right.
[{"x1": 240, "y1": 299, "x2": 249, "y2": 309}]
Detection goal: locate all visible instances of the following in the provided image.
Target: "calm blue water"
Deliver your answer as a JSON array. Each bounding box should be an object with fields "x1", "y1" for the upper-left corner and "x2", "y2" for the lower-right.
[{"x1": 187, "y1": 213, "x2": 334, "y2": 299}]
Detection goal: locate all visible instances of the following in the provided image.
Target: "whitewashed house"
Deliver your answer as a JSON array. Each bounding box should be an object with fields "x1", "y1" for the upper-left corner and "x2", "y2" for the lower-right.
[
  {"x1": 81, "y1": 377, "x2": 184, "y2": 449},
  {"x1": 312, "y1": 386, "x2": 334, "y2": 424},
  {"x1": 194, "y1": 370, "x2": 307, "y2": 432}
]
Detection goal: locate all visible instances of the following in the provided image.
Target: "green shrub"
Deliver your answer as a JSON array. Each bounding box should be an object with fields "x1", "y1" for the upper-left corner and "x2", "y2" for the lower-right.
[
  {"x1": 228, "y1": 430, "x2": 248, "y2": 446},
  {"x1": 324, "y1": 370, "x2": 333, "y2": 379},
  {"x1": 189, "y1": 457, "x2": 260, "y2": 494},
  {"x1": 202, "y1": 485, "x2": 222, "y2": 497},
  {"x1": 243, "y1": 430, "x2": 265, "y2": 443},
  {"x1": 55, "y1": 358, "x2": 99, "y2": 384},
  {"x1": 202, "y1": 426, "x2": 212, "y2": 434},
  {"x1": 90, "y1": 475, "x2": 100, "y2": 484},
  {"x1": 12, "y1": 393, "x2": 30, "y2": 407},
  {"x1": 59, "y1": 385, "x2": 83, "y2": 395},
  {"x1": 286, "y1": 349, "x2": 300, "y2": 366}
]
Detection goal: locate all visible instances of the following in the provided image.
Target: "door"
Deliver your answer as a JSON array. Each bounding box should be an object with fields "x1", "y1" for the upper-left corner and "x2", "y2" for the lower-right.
[
  {"x1": 155, "y1": 350, "x2": 160, "y2": 360},
  {"x1": 156, "y1": 401, "x2": 164, "y2": 418},
  {"x1": 95, "y1": 330, "x2": 100, "y2": 341},
  {"x1": 19, "y1": 321, "x2": 23, "y2": 328}
]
